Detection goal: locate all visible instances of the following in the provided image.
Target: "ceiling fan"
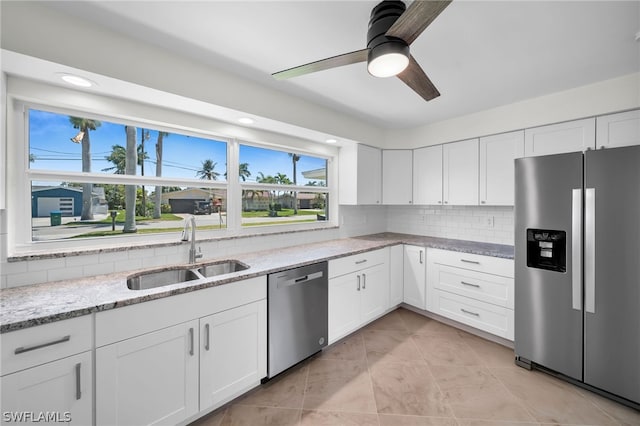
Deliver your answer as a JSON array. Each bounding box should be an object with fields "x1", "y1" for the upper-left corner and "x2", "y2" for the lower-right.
[{"x1": 272, "y1": 0, "x2": 452, "y2": 102}]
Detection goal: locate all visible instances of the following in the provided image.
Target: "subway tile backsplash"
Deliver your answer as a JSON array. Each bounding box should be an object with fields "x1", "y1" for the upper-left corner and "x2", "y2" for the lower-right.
[
  {"x1": 0, "y1": 205, "x2": 511, "y2": 289},
  {"x1": 386, "y1": 205, "x2": 514, "y2": 245}
]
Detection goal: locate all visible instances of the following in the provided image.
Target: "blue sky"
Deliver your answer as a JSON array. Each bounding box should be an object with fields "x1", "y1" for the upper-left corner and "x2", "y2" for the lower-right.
[{"x1": 29, "y1": 109, "x2": 326, "y2": 184}]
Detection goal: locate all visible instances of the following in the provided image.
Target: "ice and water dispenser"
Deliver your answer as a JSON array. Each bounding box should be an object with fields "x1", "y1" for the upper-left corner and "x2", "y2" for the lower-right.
[{"x1": 526, "y1": 229, "x2": 567, "y2": 273}]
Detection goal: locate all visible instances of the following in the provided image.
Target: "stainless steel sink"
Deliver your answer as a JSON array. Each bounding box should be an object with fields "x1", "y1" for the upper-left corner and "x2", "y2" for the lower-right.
[
  {"x1": 196, "y1": 260, "x2": 249, "y2": 277},
  {"x1": 127, "y1": 268, "x2": 201, "y2": 290},
  {"x1": 126, "y1": 260, "x2": 250, "y2": 290}
]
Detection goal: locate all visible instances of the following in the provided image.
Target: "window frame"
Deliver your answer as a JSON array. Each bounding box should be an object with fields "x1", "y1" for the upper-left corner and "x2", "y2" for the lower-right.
[{"x1": 6, "y1": 86, "x2": 337, "y2": 256}]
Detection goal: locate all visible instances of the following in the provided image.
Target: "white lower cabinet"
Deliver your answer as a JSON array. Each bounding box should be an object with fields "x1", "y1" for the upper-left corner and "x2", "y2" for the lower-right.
[
  {"x1": 96, "y1": 321, "x2": 199, "y2": 426},
  {"x1": 403, "y1": 245, "x2": 426, "y2": 309},
  {"x1": 1, "y1": 351, "x2": 93, "y2": 426},
  {"x1": 328, "y1": 248, "x2": 390, "y2": 343},
  {"x1": 389, "y1": 244, "x2": 404, "y2": 306},
  {"x1": 95, "y1": 276, "x2": 267, "y2": 426},
  {"x1": 359, "y1": 263, "x2": 390, "y2": 324},
  {"x1": 427, "y1": 249, "x2": 514, "y2": 340},
  {"x1": 199, "y1": 300, "x2": 267, "y2": 412},
  {"x1": 1, "y1": 315, "x2": 93, "y2": 426}
]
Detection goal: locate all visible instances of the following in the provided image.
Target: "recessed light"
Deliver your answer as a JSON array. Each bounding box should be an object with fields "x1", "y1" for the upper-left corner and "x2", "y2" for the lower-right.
[
  {"x1": 238, "y1": 117, "x2": 255, "y2": 125},
  {"x1": 60, "y1": 74, "x2": 94, "y2": 88},
  {"x1": 325, "y1": 138, "x2": 338, "y2": 144}
]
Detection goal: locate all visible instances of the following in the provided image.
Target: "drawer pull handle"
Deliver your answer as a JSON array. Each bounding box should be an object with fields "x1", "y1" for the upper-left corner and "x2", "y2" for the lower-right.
[
  {"x1": 419, "y1": 251, "x2": 424, "y2": 264},
  {"x1": 461, "y1": 281, "x2": 480, "y2": 288},
  {"x1": 189, "y1": 328, "x2": 194, "y2": 356},
  {"x1": 204, "y1": 323, "x2": 210, "y2": 351},
  {"x1": 14, "y1": 335, "x2": 71, "y2": 355},
  {"x1": 355, "y1": 259, "x2": 367, "y2": 265},
  {"x1": 460, "y1": 308, "x2": 480, "y2": 317},
  {"x1": 75, "y1": 363, "x2": 82, "y2": 400},
  {"x1": 460, "y1": 259, "x2": 480, "y2": 265}
]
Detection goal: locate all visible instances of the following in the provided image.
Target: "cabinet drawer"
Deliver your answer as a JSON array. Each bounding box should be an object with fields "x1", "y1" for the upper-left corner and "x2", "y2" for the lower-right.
[
  {"x1": 1, "y1": 315, "x2": 92, "y2": 376},
  {"x1": 329, "y1": 248, "x2": 388, "y2": 278},
  {"x1": 434, "y1": 290, "x2": 513, "y2": 340},
  {"x1": 429, "y1": 248, "x2": 514, "y2": 278},
  {"x1": 433, "y1": 265, "x2": 514, "y2": 309}
]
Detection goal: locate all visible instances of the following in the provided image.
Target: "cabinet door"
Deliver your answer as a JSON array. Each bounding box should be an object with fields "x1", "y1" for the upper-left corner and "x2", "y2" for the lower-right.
[
  {"x1": 360, "y1": 262, "x2": 390, "y2": 324},
  {"x1": 389, "y1": 245, "x2": 404, "y2": 307},
  {"x1": 524, "y1": 118, "x2": 595, "y2": 156},
  {"x1": 382, "y1": 150, "x2": 413, "y2": 205},
  {"x1": 96, "y1": 320, "x2": 199, "y2": 426},
  {"x1": 357, "y1": 144, "x2": 382, "y2": 204},
  {"x1": 596, "y1": 110, "x2": 640, "y2": 149},
  {"x1": 1, "y1": 351, "x2": 92, "y2": 426},
  {"x1": 403, "y1": 245, "x2": 426, "y2": 310},
  {"x1": 479, "y1": 131, "x2": 524, "y2": 206},
  {"x1": 328, "y1": 273, "x2": 361, "y2": 343},
  {"x1": 200, "y1": 300, "x2": 267, "y2": 412},
  {"x1": 413, "y1": 145, "x2": 443, "y2": 205},
  {"x1": 443, "y1": 139, "x2": 479, "y2": 205}
]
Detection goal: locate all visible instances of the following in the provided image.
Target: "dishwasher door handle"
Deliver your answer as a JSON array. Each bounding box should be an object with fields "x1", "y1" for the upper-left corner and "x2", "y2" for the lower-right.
[{"x1": 277, "y1": 271, "x2": 324, "y2": 288}]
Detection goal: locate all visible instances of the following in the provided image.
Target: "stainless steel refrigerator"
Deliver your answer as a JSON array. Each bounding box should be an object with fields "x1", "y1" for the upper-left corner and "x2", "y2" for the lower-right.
[{"x1": 514, "y1": 145, "x2": 640, "y2": 407}]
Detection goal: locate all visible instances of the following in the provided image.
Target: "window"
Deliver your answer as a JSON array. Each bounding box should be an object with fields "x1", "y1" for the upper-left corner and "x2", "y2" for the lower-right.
[
  {"x1": 9, "y1": 99, "x2": 335, "y2": 251},
  {"x1": 239, "y1": 144, "x2": 329, "y2": 227},
  {"x1": 26, "y1": 108, "x2": 228, "y2": 242}
]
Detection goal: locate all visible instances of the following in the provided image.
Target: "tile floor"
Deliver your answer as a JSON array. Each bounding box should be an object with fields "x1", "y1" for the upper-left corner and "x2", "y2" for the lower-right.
[{"x1": 190, "y1": 308, "x2": 640, "y2": 426}]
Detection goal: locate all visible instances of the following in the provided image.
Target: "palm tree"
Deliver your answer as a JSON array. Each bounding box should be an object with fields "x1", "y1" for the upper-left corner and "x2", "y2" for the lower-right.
[
  {"x1": 123, "y1": 126, "x2": 137, "y2": 233},
  {"x1": 153, "y1": 132, "x2": 169, "y2": 218},
  {"x1": 103, "y1": 144, "x2": 148, "y2": 174},
  {"x1": 239, "y1": 162, "x2": 251, "y2": 182},
  {"x1": 257, "y1": 172, "x2": 277, "y2": 208},
  {"x1": 288, "y1": 153, "x2": 300, "y2": 214},
  {"x1": 196, "y1": 159, "x2": 220, "y2": 181},
  {"x1": 69, "y1": 117, "x2": 101, "y2": 220},
  {"x1": 223, "y1": 162, "x2": 251, "y2": 182}
]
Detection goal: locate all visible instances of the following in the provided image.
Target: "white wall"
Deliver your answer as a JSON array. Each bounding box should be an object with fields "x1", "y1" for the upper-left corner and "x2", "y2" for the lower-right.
[{"x1": 388, "y1": 72, "x2": 640, "y2": 149}]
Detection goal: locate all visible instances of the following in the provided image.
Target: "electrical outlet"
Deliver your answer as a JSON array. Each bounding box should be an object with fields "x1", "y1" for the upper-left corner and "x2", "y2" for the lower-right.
[{"x1": 487, "y1": 216, "x2": 495, "y2": 228}]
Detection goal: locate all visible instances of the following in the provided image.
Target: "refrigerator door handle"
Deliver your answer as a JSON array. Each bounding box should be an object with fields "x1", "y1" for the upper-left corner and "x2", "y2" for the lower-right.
[
  {"x1": 585, "y1": 188, "x2": 596, "y2": 313},
  {"x1": 571, "y1": 189, "x2": 582, "y2": 311}
]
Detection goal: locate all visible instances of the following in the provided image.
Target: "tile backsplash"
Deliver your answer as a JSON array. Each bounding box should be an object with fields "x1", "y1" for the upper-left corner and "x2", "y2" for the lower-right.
[
  {"x1": 0, "y1": 204, "x2": 512, "y2": 289},
  {"x1": 386, "y1": 205, "x2": 514, "y2": 245}
]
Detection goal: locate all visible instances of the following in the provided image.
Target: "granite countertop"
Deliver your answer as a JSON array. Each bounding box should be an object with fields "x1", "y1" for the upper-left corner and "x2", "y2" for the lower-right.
[{"x1": 0, "y1": 233, "x2": 513, "y2": 333}]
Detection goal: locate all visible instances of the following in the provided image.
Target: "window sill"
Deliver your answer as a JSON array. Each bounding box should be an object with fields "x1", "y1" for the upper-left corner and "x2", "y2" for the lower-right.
[{"x1": 7, "y1": 223, "x2": 339, "y2": 262}]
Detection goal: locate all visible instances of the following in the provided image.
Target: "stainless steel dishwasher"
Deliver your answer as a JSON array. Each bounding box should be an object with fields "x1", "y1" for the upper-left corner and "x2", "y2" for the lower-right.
[{"x1": 267, "y1": 262, "x2": 328, "y2": 378}]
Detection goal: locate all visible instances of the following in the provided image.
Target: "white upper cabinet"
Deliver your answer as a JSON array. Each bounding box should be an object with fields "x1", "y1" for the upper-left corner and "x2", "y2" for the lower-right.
[
  {"x1": 413, "y1": 145, "x2": 443, "y2": 205},
  {"x1": 382, "y1": 150, "x2": 413, "y2": 205},
  {"x1": 443, "y1": 139, "x2": 479, "y2": 205},
  {"x1": 339, "y1": 144, "x2": 382, "y2": 205},
  {"x1": 596, "y1": 110, "x2": 640, "y2": 149},
  {"x1": 524, "y1": 118, "x2": 595, "y2": 156},
  {"x1": 479, "y1": 131, "x2": 525, "y2": 206}
]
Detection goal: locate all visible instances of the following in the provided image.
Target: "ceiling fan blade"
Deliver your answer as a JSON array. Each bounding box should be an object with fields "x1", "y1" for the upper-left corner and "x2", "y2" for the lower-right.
[
  {"x1": 272, "y1": 49, "x2": 369, "y2": 80},
  {"x1": 397, "y1": 55, "x2": 440, "y2": 101},
  {"x1": 386, "y1": 0, "x2": 452, "y2": 45}
]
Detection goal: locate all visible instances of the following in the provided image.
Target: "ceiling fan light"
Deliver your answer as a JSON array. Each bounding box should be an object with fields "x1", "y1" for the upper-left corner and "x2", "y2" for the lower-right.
[{"x1": 367, "y1": 41, "x2": 409, "y2": 78}]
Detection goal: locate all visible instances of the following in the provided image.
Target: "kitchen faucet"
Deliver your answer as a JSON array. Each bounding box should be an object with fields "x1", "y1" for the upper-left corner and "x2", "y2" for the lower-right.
[{"x1": 181, "y1": 215, "x2": 203, "y2": 263}]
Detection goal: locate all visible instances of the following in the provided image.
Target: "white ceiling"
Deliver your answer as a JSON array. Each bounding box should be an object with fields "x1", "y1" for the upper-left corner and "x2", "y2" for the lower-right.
[{"x1": 44, "y1": 1, "x2": 639, "y2": 129}]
